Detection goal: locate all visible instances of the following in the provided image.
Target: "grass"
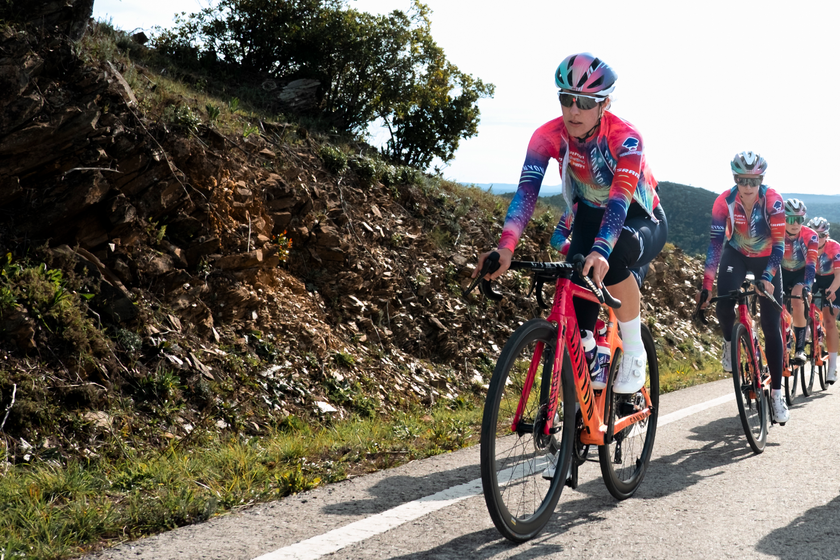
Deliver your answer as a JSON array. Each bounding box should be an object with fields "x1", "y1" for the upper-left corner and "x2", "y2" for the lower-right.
[{"x1": 0, "y1": 354, "x2": 722, "y2": 559}]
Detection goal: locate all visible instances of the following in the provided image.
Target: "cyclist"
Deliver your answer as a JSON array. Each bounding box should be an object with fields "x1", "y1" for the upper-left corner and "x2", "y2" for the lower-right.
[
  {"x1": 780, "y1": 198, "x2": 818, "y2": 364},
  {"x1": 696, "y1": 151, "x2": 788, "y2": 423},
  {"x1": 472, "y1": 52, "x2": 668, "y2": 395},
  {"x1": 806, "y1": 217, "x2": 840, "y2": 384}
]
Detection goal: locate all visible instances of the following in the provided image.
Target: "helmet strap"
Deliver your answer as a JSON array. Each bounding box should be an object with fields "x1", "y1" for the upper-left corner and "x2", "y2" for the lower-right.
[{"x1": 573, "y1": 104, "x2": 605, "y2": 143}]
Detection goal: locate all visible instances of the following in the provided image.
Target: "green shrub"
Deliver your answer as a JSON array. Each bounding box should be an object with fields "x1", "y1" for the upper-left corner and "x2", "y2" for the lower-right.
[{"x1": 319, "y1": 145, "x2": 348, "y2": 175}]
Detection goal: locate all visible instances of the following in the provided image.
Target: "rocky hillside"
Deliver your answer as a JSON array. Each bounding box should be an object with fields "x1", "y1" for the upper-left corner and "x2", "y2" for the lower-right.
[{"x1": 0, "y1": 2, "x2": 721, "y2": 463}]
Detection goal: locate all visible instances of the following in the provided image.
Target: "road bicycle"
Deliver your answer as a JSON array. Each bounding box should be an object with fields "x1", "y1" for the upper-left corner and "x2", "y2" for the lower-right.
[
  {"x1": 803, "y1": 287, "x2": 835, "y2": 391},
  {"x1": 464, "y1": 252, "x2": 659, "y2": 542},
  {"x1": 695, "y1": 273, "x2": 784, "y2": 454}
]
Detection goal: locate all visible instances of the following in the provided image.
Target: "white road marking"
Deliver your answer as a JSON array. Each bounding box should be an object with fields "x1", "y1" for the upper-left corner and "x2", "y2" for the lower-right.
[{"x1": 253, "y1": 391, "x2": 734, "y2": 560}]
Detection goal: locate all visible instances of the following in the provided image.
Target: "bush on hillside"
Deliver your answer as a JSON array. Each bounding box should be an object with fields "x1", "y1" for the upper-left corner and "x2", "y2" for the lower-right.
[{"x1": 154, "y1": 0, "x2": 494, "y2": 170}]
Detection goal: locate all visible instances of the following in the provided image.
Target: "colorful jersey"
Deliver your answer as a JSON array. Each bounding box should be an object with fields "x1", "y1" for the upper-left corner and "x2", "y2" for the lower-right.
[
  {"x1": 498, "y1": 111, "x2": 659, "y2": 259},
  {"x1": 781, "y1": 225, "x2": 818, "y2": 286},
  {"x1": 817, "y1": 238, "x2": 840, "y2": 276},
  {"x1": 702, "y1": 185, "x2": 785, "y2": 290}
]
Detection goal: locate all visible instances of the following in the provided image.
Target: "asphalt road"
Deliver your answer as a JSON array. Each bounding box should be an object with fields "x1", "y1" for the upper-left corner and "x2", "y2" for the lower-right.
[{"x1": 86, "y1": 376, "x2": 840, "y2": 560}]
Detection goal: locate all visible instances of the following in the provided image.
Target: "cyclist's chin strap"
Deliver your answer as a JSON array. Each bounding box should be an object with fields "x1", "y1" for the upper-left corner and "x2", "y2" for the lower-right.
[{"x1": 573, "y1": 108, "x2": 604, "y2": 143}]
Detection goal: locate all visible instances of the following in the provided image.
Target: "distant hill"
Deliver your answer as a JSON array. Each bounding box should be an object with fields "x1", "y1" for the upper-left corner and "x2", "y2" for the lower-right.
[{"x1": 779, "y1": 193, "x2": 840, "y2": 224}]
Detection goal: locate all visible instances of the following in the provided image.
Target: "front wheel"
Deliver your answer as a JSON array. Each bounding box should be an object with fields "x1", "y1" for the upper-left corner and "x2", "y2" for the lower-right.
[
  {"x1": 808, "y1": 317, "x2": 826, "y2": 391},
  {"x1": 784, "y1": 344, "x2": 799, "y2": 405},
  {"x1": 480, "y1": 319, "x2": 575, "y2": 543},
  {"x1": 800, "y1": 318, "x2": 817, "y2": 395},
  {"x1": 598, "y1": 323, "x2": 659, "y2": 500},
  {"x1": 731, "y1": 323, "x2": 768, "y2": 453}
]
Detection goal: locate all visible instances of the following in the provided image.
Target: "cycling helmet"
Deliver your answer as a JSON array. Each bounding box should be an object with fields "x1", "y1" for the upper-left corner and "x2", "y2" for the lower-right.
[
  {"x1": 731, "y1": 151, "x2": 768, "y2": 175},
  {"x1": 784, "y1": 198, "x2": 807, "y2": 217},
  {"x1": 807, "y1": 217, "x2": 830, "y2": 237},
  {"x1": 555, "y1": 53, "x2": 617, "y2": 97}
]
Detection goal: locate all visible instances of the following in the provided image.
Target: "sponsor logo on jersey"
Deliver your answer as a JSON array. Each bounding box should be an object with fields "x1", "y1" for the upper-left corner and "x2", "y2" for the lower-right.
[{"x1": 621, "y1": 137, "x2": 640, "y2": 152}]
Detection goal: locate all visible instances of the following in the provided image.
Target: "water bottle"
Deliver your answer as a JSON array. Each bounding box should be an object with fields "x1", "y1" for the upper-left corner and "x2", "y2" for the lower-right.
[
  {"x1": 592, "y1": 320, "x2": 610, "y2": 389},
  {"x1": 582, "y1": 329, "x2": 597, "y2": 375}
]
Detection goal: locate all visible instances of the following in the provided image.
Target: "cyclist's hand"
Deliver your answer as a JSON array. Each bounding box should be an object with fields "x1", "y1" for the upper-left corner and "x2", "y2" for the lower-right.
[
  {"x1": 828, "y1": 288, "x2": 836, "y2": 303},
  {"x1": 801, "y1": 286, "x2": 811, "y2": 304},
  {"x1": 760, "y1": 279, "x2": 775, "y2": 297},
  {"x1": 695, "y1": 289, "x2": 711, "y2": 310},
  {"x1": 582, "y1": 252, "x2": 609, "y2": 287},
  {"x1": 472, "y1": 248, "x2": 512, "y2": 281}
]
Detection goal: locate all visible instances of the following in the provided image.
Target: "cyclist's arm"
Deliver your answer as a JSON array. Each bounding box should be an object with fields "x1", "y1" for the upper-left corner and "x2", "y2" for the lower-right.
[
  {"x1": 549, "y1": 206, "x2": 575, "y2": 255},
  {"x1": 702, "y1": 192, "x2": 729, "y2": 291},
  {"x1": 590, "y1": 146, "x2": 644, "y2": 260},
  {"x1": 804, "y1": 229, "x2": 819, "y2": 287},
  {"x1": 497, "y1": 125, "x2": 560, "y2": 254},
  {"x1": 828, "y1": 269, "x2": 840, "y2": 302},
  {"x1": 762, "y1": 191, "x2": 786, "y2": 284}
]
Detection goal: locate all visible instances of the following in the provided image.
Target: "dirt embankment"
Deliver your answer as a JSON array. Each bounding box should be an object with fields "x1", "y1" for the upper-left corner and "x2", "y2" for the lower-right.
[{"x1": 0, "y1": 6, "x2": 720, "y2": 462}]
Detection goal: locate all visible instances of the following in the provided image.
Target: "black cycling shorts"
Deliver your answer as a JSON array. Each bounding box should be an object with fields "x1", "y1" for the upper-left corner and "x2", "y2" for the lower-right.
[{"x1": 781, "y1": 266, "x2": 806, "y2": 294}]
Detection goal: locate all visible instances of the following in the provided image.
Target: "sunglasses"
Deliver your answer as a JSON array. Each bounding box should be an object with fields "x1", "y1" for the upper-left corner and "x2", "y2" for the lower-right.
[
  {"x1": 557, "y1": 91, "x2": 604, "y2": 110},
  {"x1": 819, "y1": 232, "x2": 829, "y2": 238},
  {"x1": 786, "y1": 215, "x2": 805, "y2": 225},
  {"x1": 735, "y1": 176, "x2": 762, "y2": 187}
]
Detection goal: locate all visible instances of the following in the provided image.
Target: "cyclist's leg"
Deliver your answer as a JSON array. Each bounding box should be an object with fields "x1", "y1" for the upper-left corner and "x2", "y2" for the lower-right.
[
  {"x1": 757, "y1": 269, "x2": 784, "y2": 390},
  {"x1": 817, "y1": 275, "x2": 839, "y2": 380},
  {"x1": 715, "y1": 244, "x2": 749, "y2": 342},
  {"x1": 567, "y1": 203, "x2": 602, "y2": 333},
  {"x1": 784, "y1": 268, "x2": 808, "y2": 356},
  {"x1": 625, "y1": 204, "x2": 669, "y2": 288}
]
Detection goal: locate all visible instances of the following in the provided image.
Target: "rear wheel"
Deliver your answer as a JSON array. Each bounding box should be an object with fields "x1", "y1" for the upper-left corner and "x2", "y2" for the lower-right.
[
  {"x1": 731, "y1": 323, "x2": 768, "y2": 453},
  {"x1": 480, "y1": 319, "x2": 575, "y2": 543},
  {"x1": 599, "y1": 324, "x2": 659, "y2": 500}
]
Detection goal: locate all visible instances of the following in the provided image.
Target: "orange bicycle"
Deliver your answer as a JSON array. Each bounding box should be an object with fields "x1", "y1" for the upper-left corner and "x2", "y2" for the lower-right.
[
  {"x1": 806, "y1": 287, "x2": 834, "y2": 391},
  {"x1": 465, "y1": 252, "x2": 658, "y2": 542},
  {"x1": 696, "y1": 272, "x2": 784, "y2": 453},
  {"x1": 781, "y1": 294, "x2": 804, "y2": 405}
]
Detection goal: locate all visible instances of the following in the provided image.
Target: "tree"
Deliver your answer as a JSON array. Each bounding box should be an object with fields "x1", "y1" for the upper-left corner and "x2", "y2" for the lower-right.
[{"x1": 159, "y1": 0, "x2": 493, "y2": 169}]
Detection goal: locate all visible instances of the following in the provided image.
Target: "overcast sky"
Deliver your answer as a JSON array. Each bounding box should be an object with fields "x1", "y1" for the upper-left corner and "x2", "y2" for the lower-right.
[{"x1": 93, "y1": 0, "x2": 840, "y2": 195}]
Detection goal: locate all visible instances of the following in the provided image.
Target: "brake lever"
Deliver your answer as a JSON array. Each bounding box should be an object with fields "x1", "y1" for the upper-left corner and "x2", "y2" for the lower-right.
[{"x1": 462, "y1": 251, "x2": 501, "y2": 298}]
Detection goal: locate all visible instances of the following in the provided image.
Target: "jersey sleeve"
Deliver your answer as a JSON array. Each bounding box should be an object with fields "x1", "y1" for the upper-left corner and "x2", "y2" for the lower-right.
[
  {"x1": 702, "y1": 192, "x2": 729, "y2": 291},
  {"x1": 590, "y1": 134, "x2": 645, "y2": 259},
  {"x1": 804, "y1": 227, "x2": 819, "y2": 286},
  {"x1": 550, "y1": 204, "x2": 576, "y2": 255},
  {"x1": 498, "y1": 122, "x2": 563, "y2": 253},
  {"x1": 762, "y1": 191, "x2": 786, "y2": 283}
]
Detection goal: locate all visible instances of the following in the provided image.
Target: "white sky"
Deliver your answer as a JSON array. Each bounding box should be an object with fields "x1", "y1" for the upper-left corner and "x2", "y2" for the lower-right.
[{"x1": 93, "y1": 0, "x2": 840, "y2": 195}]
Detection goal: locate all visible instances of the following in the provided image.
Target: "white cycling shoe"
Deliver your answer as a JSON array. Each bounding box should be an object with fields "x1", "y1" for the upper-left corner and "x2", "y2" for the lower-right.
[
  {"x1": 613, "y1": 351, "x2": 646, "y2": 394},
  {"x1": 770, "y1": 390, "x2": 790, "y2": 424},
  {"x1": 827, "y1": 367, "x2": 837, "y2": 385}
]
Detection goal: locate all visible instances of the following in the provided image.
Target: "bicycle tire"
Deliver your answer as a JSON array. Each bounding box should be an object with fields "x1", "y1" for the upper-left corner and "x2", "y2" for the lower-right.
[
  {"x1": 480, "y1": 318, "x2": 575, "y2": 543},
  {"x1": 731, "y1": 323, "x2": 768, "y2": 453},
  {"x1": 598, "y1": 323, "x2": 659, "y2": 500},
  {"x1": 811, "y1": 317, "x2": 827, "y2": 391},
  {"x1": 801, "y1": 318, "x2": 817, "y2": 396}
]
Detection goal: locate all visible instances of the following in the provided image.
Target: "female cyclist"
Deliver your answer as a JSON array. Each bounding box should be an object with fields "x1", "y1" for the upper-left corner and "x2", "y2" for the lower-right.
[
  {"x1": 472, "y1": 52, "x2": 668, "y2": 395},
  {"x1": 780, "y1": 198, "x2": 818, "y2": 364},
  {"x1": 805, "y1": 217, "x2": 840, "y2": 384},
  {"x1": 696, "y1": 152, "x2": 788, "y2": 423}
]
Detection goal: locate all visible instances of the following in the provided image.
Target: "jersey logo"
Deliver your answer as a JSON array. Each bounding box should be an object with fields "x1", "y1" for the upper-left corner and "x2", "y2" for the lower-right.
[
  {"x1": 621, "y1": 138, "x2": 640, "y2": 152},
  {"x1": 773, "y1": 200, "x2": 783, "y2": 211}
]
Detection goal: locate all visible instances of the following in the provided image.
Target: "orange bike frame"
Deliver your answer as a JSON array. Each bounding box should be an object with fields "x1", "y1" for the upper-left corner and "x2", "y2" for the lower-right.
[{"x1": 511, "y1": 276, "x2": 652, "y2": 446}]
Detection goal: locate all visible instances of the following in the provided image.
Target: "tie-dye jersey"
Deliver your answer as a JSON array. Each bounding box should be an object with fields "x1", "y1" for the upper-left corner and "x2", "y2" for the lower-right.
[
  {"x1": 498, "y1": 111, "x2": 659, "y2": 259},
  {"x1": 817, "y1": 238, "x2": 840, "y2": 276},
  {"x1": 702, "y1": 185, "x2": 785, "y2": 291},
  {"x1": 781, "y1": 225, "x2": 818, "y2": 286}
]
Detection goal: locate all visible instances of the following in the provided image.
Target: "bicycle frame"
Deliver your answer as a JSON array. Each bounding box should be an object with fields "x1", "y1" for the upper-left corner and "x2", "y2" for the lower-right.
[
  {"x1": 808, "y1": 296, "x2": 827, "y2": 367},
  {"x1": 511, "y1": 275, "x2": 651, "y2": 446}
]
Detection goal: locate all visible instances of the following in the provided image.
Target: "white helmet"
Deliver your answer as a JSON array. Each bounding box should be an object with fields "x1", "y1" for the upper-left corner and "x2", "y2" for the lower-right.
[
  {"x1": 731, "y1": 151, "x2": 768, "y2": 176},
  {"x1": 807, "y1": 217, "x2": 830, "y2": 237},
  {"x1": 784, "y1": 198, "x2": 807, "y2": 217}
]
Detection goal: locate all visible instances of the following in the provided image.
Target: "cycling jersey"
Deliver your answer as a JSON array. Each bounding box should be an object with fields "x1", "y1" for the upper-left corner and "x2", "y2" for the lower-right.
[
  {"x1": 817, "y1": 238, "x2": 840, "y2": 276},
  {"x1": 499, "y1": 111, "x2": 659, "y2": 259},
  {"x1": 781, "y1": 225, "x2": 818, "y2": 286},
  {"x1": 702, "y1": 185, "x2": 785, "y2": 290}
]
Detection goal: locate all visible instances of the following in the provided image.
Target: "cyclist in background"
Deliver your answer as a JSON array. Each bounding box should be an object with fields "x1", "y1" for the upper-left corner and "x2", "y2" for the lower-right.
[
  {"x1": 472, "y1": 52, "x2": 668, "y2": 395},
  {"x1": 696, "y1": 152, "x2": 788, "y2": 423},
  {"x1": 806, "y1": 217, "x2": 840, "y2": 384},
  {"x1": 780, "y1": 199, "x2": 818, "y2": 364}
]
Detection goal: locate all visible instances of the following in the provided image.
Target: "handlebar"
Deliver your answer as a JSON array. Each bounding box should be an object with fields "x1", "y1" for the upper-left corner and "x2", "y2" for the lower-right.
[
  {"x1": 693, "y1": 278, "x2": 784, "y2": 325},
  {"x1": 463, "y1": 251, "x2": 622, "y2": 309}
]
